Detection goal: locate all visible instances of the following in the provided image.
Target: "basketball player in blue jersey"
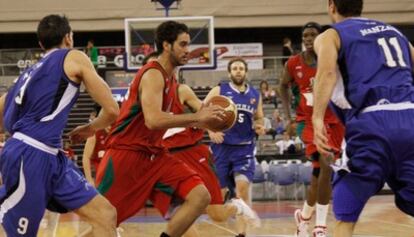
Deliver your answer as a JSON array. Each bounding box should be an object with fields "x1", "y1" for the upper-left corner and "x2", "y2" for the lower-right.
[
  {"x1": 205, "y1": 57, "x2": 265, "y2": 237},
  {"x1": 312, "y1": 0, "x2": 414, "y2": 236},
  {"x1": 0, "y1": 15, "x2": 119, "y2": 236}
]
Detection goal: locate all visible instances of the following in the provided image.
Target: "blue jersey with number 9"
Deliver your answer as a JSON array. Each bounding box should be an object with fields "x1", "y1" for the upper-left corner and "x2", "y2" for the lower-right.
[
  {"x1": 219, "y1": 82, "x2": 260, "y2": 145},
  {"x1": 331, "y1": 18, "x2": 414, "y2": 121}
]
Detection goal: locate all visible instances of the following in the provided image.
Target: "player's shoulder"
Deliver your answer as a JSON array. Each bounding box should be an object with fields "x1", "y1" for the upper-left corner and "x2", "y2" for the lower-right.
[
  {"x1": 140, "y1": 67, "x2": 164, "y2": 83},
  {"x1": 286, "y1": 53, "x2": 301, "y2": 66},
  {"x1": 249, "y1": 84, "x2": 260, "y2": 95},
  {"x1": 66, "y1": 49, "x2": 89, "y2": 62},
  {"x1": 314, "y1": 28, "x2": 340, "y2": 51}
]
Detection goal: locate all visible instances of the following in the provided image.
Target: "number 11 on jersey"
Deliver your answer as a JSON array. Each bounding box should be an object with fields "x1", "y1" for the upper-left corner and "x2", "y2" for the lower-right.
[{"x1": 377, "y1": 37, "x2": 407, "y2": 68}]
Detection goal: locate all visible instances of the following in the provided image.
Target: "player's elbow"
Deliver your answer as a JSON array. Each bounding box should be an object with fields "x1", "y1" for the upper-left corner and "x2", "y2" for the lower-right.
[
  {"x1": 145, "y1": 118, "x2": 162, "y2": 130},
  {"x1": 107, "y1": 106, "x2": 120, "y2": 123},
  {"x1": 318, "y1": 69, "x2": 337, "y2": 82}
]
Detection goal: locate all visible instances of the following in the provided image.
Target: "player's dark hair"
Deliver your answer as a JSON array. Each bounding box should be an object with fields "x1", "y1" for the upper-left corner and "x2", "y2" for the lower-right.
[
  {"x1": 302, "y1": 22, "x2": 322, "y2": 34},
  {"x1": 37, "y1": 15, "x2": 72, "y2": 50},
  {"x1": 155, "y1": 21, "x2": 189, "y2": 53},
  {"x1": 227, "y1": 57, "x2": 248, "y2": 73},
  {"x1": 332, "y1": 0, "x2": 363, "y2": 17}
]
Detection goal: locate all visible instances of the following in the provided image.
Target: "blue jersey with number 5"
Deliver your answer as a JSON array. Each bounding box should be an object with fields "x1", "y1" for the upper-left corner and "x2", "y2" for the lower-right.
[
  {"x1": 219, "y1": 82, "x2": 260, "y2": 145},
  {"x1": 331, "y1": 18, "x2": 414, "y2": 121}
]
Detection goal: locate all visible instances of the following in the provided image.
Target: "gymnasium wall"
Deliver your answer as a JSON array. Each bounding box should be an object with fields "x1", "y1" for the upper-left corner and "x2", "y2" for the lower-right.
[{"x1": 1, "y1": 0, "x2": 413, "y2": 32}]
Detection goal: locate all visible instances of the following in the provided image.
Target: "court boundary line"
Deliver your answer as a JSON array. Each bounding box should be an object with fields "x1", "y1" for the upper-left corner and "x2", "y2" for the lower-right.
[
  {"x1": 373, "y1": 219, "x2": 414, "y2": 229},
  {"x1": 203, "y1": 219, "x2": 238, "y2": 235},
  {"x1": 52, "y1": 214, "x2": 60, "y2": 237}
]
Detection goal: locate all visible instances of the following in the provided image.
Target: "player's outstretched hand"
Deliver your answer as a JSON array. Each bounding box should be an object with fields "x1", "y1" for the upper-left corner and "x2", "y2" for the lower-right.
[
  {"x1": 208, "y1": 130, "x2": 225, "y2": 144},
  {"x1": 312, "y1": 119, "x2": 332, "y2": 156},
  {"x1": 68, "y1": 123, "x2": 95, "y2": 144}
]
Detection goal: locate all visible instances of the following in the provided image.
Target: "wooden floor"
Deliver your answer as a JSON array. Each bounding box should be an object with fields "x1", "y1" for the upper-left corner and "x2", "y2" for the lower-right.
[{"x1": 1, "y1": 195, "x2": 413, "y2": 237}]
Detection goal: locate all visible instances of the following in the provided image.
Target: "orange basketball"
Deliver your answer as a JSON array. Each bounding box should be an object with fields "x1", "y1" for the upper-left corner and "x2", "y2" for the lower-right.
[{"x1": 205, "y1": 95, "x2": 238, "y2": 132}]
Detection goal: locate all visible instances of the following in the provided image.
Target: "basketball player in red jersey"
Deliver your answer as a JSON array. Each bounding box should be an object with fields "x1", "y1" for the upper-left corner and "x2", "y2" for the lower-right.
[
  {"x1": 279, "y1": 22, "x2": 345, "y2": 237},
  {"x1": 95, "y1": 21, "x2": 224, "y2": 237},
  {"x1": 162, "y1": 82, "x2": 260, "y2": 237},
  {"x1": 82, "y1": 114, "x2": 110, "y2": 187}
]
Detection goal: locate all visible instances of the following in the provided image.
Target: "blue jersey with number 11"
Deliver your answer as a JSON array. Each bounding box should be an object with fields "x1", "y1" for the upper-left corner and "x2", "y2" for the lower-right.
[
  {"x1": 331, "y1": 18, "x2": 414, "y2": 121},
  {"x1": 220, "y1": 82, "x2": 260, "y2": 145}
]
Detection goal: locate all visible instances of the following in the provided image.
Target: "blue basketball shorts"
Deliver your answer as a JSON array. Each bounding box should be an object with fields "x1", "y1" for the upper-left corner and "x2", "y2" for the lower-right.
[
  {"x1": 0, "y1": 134, "x2": 97, "y2": 236},
  {"x1": 211, "y1": 143, "x2": 255, "y2": 189},
  {"x1": 333, "y1": 109, "x2": 414, "y2": 222}
]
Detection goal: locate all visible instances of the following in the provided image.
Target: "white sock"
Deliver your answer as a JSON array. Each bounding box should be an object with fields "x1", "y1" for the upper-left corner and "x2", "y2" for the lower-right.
[
  {"x1": 316, "y1": 203, "x2": 329, "y2": 227},
  {"x1": 301, "y1": 201, "x2": 315, "y2": 219}
]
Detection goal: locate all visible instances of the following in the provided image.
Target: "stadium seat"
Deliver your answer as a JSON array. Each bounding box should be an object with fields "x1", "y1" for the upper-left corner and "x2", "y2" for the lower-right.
[
  {"x1": 297, "y1": 162, "x2": 313, "y2": 199},
  {"x1": 268, "y1": 162, "x2": 298, "y2": 201}
]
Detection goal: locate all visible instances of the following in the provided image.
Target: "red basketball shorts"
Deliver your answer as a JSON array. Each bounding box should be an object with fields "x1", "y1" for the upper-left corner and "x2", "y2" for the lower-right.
[{"x1": 96, "y1": 148, "x2": 203, "y2": 225}]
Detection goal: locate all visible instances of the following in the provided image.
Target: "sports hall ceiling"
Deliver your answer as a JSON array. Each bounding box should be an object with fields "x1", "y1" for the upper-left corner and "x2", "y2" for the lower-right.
[{"x1": 0, "y1": 0, "x2": 413, "y2": 32}]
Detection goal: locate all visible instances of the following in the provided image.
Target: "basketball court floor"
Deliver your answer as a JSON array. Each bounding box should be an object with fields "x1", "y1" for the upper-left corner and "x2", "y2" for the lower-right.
[{"x1": 3, "y1": 194, "x2": 410, "y2": 237}]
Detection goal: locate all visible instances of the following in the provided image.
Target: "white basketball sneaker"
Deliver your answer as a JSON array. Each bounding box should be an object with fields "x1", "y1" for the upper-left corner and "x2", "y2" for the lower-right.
[
  {"x1": 294, "y1": 209, "x2": 310, "y2": 237},
  {"x1": 312, "y1": 226, "x2": 327, "y2": 237},
  {"x1": 231, "y1": 198, "x2": 261, "y2": 228}
]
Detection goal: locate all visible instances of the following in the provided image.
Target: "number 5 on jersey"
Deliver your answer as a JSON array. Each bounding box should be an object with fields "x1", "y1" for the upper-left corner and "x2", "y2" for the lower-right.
[{"x1": 238, "y1": 113, "x2": 244, "y2": 123}]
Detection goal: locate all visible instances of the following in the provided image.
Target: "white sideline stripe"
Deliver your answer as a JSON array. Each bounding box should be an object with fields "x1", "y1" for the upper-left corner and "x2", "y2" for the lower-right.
[
  {"x1": 203, "y1": 217, "x2": 389, "y2": 237},
  {"x1": 203, "y1": 219, "x2": 237, "y2": 235},
  {"x1": 51, "y1": 214, "x2": 60, "y2": 237},
  {"x1": 0, "y1": 160, "x2": 26, "y2": 223},
  {"x1": 375, "y1": 219, "x2": 414, "y2": 229}
]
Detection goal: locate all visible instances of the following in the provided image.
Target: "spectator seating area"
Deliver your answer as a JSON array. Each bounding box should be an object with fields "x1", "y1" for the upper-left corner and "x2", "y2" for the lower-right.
[{"x1": 252, "y1": 159, "x2": 313, "y2": 201}]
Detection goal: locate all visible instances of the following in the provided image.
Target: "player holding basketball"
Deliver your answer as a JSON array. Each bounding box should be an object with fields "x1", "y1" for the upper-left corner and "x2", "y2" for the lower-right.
[
  {"x1": 163, "y1": 82, "x2": 260, "y2": 237},
  {"x1": 313, "y1": 0, "x2": 414, "y2": 236},
  {"x1": 0, "y1": 15, "x2": 119, "y2": 236},
  {"x1": 280, "y1": 22, "x2": 345, "y2": 237},
  {"x1": 95, "y1": 21, "x2": 224, "y2": 237},
  {"x1": 205, "y1": 57, "x2": 265, "y2": 237}
]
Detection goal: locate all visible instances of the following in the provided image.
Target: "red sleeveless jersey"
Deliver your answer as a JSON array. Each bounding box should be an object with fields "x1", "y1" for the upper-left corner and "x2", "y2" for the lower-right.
[
  {"x1": 162, "y1": 84, "x2": 204, "y2": 149},
  {"x1": 91, "y1": 129, "x2": 108, "y2": 163},
  {"x1": 106, "y1": 61, "x2": 177, "y2": 154},
  {"x1": 286, "y1": 53, "x2": 338, "y2": 123}
]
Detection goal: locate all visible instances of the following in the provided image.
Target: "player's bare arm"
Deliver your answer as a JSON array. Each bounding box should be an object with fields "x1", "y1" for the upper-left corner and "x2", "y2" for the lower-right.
[
  {"x1": 203, "y1": 86, "x2": 220, "y2": 103},
  {"x1": 82, "y1": 135, "x2": 97, "y2": 185},
  {"x1": 204, "y1": 86, "x2": 225, "y2": 143},
  {"x1": 254, "y1": 94, "x2": 265, "y2": 135},
  {"x1": 312, "y1": 29, "x2": 340, "y2": 156},
  {"x1": 66, "y1": 50, "x2": 119, "y2": 142},
  {"x1": 140, "y1": 69, "x2": 223, "y2": 130},
  {"x1": 409, "y1": 43, "x2": 414, "y2": 70},
  {"x1": 279, "y1": 62, "x2": 294, "y2": 121},
  {"x1": 0, "y1": 93, "x2": 6, "y2": 131},
  {"x1": 179, "y1": 84, "x2": 202, "y2": 112}
]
